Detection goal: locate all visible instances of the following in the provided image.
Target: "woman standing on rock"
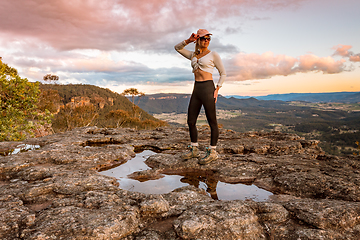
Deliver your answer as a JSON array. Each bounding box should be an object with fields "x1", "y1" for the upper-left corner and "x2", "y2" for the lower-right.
[{"x1": 175, "y1": 29, "x2": 226, "y2": 164}]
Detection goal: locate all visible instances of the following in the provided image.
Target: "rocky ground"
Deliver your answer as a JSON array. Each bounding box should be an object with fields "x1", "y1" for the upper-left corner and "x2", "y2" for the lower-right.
[{"x1": 0, "y1": 126, "x2": 359, "y2": 239}]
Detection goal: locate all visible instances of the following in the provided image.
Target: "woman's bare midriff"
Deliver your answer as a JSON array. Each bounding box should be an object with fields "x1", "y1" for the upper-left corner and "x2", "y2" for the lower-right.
[{"x1": 194, "y1": 68, "x2": 213, "y2": 82}]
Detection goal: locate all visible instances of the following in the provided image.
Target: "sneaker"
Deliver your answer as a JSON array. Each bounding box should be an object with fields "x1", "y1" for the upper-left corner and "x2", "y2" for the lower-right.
[
  {"x1": 181, "y1": 145, "x2": 200, "y2": 160},
  {"x1": 199, "y1": 147, "x2": 218, "y2": 165}
]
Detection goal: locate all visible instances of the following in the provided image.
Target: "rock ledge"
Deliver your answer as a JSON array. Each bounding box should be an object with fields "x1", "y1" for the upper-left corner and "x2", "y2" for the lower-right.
[{"x1": 0, "y1": 126, "x2": 359, "y2": 239}]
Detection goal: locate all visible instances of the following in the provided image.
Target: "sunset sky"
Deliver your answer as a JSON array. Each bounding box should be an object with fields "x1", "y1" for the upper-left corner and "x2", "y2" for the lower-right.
[{"x1": 1, "y1": 0, "x2": 359, "y2": 96}]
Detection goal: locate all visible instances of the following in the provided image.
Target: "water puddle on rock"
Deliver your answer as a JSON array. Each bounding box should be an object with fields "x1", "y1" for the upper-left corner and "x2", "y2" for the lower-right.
[
  {"x1": 100, "y1": 150, "x2": 273, "y2": 201},
  {"x1": 0, "y1": 144, "x2": 41, "y2": 156}
]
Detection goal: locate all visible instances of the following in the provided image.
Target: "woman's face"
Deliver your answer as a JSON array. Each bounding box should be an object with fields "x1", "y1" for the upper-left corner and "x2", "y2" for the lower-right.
[{"x1": 198, "y1": 35, "x2": 211, "y2": 48}]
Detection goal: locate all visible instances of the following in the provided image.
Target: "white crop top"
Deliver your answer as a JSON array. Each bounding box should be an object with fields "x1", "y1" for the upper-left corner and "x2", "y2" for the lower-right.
[{"x1": 174, "y1": 40, "x2": 226, "y2": 87}]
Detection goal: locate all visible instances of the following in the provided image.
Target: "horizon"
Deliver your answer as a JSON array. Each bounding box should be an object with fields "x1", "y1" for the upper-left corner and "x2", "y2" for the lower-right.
[
  {"x1": 1, "y1": 0, "x2": 359, "y2": 96},
  {"x1": 135, "y1": 90, "x2": 360, "y2": 97},
  {"x1": 39, "y1": 81, "x2": 360, "y2": 97},
  {"x1": 223, "y1": 90, "x2": 360, "y2": 97}
]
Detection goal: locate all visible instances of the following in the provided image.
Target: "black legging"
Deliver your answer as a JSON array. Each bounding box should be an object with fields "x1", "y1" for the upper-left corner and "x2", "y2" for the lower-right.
[{"x1": 187, "y1": 80, "x2": 219, "y2": 146}]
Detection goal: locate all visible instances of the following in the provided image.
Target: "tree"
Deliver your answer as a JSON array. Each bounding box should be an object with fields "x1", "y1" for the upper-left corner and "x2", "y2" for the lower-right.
[
  {"x1": 121, "y1": 88, "x2": 145, "y2": 106},
  {"x1": 0, "y1": 60, "x2": 49, "y2": 141},
  {"x1": 106, "y1": 109, "x2": 130, "y2": 128},
  {"x1": 121, "y1": 88, "x2": 145, "y2": 117},
  {"x1": 38, "y1": 89, "x2": 62, "y2": 113},
  {"x1": 43, "y1": 74, "x2": 59, "y2": 84},
  {"x1": 52, "y1": 104, "x2": 98, "y2": 132},
  {"x1": 0, "y1": 58, "x2": 18, "y2": 76}
]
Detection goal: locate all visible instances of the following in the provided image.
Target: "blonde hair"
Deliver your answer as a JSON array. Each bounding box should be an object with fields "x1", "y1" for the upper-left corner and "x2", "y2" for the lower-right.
[{"x1": 194, "y1": 39, "x2": 201, "y2": 56}]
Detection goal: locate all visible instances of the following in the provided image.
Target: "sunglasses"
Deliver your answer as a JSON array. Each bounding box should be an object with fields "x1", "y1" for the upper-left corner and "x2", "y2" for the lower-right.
[{"x1": 199, "y1": 36, "x2": 211, "y2": 41}]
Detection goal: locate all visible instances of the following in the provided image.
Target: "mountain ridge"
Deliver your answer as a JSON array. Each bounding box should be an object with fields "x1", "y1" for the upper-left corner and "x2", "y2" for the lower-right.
[
  {"x1": 136, "y1": 93, "x2": 294, "y2": 114},
  {"x1": 39, "y1": 84, "x2": 165, "y2": 131},
  {"x1": 225, "y1": 91, "x2": 360, "y2": 103}
]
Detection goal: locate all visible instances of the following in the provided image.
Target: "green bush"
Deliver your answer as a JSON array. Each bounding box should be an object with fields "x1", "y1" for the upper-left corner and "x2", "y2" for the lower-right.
[{"x1": 0, "y1": 60, "x2": 49, "y2": 141}]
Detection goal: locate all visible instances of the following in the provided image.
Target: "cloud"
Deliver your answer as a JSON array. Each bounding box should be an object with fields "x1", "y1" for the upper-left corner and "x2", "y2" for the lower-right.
[
  {"x1": 3, "y1": 42, "x2": 193, "y2": 86},
  {"x1": 333, "y1": 45, "x2": 352, "y2": 57},
  {"x1": 333, "y1": 45, "x2": 360, "y2": 62},
  {"x1": 349, "y1": 55, "x2": 360, "y2": 62},
  {"x1": 2, "y1": 0, "x2": 355, "y2": 89},
  {"x1": 0, "y1": 0, "x2": 304, "y2": 52},
  {"x1": 2, "y1": 39, "x2": 349, "y2": 87},
  {"x1": 297, "y1": 54, "x2": 346, "y2": 73},
  {"x1": 2, "y1": 35, "x2": 352, "y2": 88},
  {"x1": 226, "y1": 51, "x2": 346, "y2": 81}
]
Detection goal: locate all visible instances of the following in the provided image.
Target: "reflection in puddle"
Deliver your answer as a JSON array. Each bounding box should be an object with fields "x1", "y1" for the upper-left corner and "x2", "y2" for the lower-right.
[
  {"x1": 100, "y1": 150, "x2": 273, "y2": 201},
  {"x1": 1, "y1": 144, "x2": 41, "y2": 156}
]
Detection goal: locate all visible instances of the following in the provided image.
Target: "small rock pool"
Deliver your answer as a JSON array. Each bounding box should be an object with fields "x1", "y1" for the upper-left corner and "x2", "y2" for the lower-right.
[
  {"x1": 100, "y1": 150, "x2": 273, "y2": 201},
  {"x1": 0, "y1": 144, "x2": 41, "y2": 156}
]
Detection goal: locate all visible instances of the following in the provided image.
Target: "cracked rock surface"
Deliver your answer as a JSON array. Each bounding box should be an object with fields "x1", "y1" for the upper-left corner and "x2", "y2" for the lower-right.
[{"x1": 0, "y1": 126, "x2": 359, "y2": 239}]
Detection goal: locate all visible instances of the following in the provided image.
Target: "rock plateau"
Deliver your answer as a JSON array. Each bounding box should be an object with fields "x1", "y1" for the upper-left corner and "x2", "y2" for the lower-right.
[{"x1": 0, "y1": 126, "x2": 359, "y2": 239}]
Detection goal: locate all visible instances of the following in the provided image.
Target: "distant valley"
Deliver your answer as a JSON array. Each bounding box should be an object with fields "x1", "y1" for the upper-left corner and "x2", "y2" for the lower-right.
[
  {"x1": 135, "y1": 92, "x2": 360, "y2": 156},
  {"x1": 37, "y1": 84, "x2": 360, "y2": 157}
]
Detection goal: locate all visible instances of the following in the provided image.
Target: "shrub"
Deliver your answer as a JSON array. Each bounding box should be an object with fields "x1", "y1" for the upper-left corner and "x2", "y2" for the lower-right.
[{"x1": 0, "y1": 60, "x2": 50, "y2": 141}]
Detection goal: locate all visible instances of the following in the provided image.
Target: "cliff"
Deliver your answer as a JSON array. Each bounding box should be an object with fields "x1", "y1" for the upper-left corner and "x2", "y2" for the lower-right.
[
  {"x1": 39, "y1": 84, "x2": 164, "y2": 132},
  {"x1": 0, "y1": 126, "x2": 359, "y2": 239}
]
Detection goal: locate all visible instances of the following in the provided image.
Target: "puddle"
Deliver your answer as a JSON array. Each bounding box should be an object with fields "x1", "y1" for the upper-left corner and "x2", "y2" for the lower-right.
[
  {"x1": 1, "y1": 144, "x2": 41, "y2": 156},
  {"x1": 100, "y1": 150, "x2": 273, "y2": 201}
]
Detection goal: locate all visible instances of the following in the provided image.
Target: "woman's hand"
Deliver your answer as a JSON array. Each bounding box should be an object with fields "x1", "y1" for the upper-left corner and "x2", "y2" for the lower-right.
[
  {"x1": 214, "y1": 88, "x2": 219, "y2": 103},
  {"x1": 187, "y1": 33, "x2": 199, "y2": 43}
]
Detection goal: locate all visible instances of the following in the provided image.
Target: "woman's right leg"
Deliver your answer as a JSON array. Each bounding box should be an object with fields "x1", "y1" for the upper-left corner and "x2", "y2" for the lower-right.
[
  {"x1": 182, "y1": 92, "x2": 202, "y2": 160},
  {"x1": 187, "y1": 92, "x2": 202, "y2": 143}
]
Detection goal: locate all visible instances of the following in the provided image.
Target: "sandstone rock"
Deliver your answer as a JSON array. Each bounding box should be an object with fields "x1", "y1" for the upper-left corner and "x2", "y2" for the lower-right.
[
  {"x1": 163, "y1": 185, "x2": 212, "y2": 216},
  {"x1": 294, "y1": 229, "x2": 347, "y2": 240},
  {"x1": 24, "y1": 205, "x2": 139, "y2": 240},
  {"x1": 0, "y1": 195, "x2": 35, "y2": 239},
  {"x1": 134, "y1": 230, "x2": 162, "y2": 240},
  {"x1": 284, "y1": 199, "x2": 360, "y2": 231},
  {"x1": 128, "y1": 169, "x2": 165, "y2": 181},
  {"x1": 52, "y1": 172, "x2": 119, "y2": 195},
  {"x1": 0, "y1": 126, "x2": 358, "y2": 239},
  {"x1": 174, "y1": 200, "x2": 266, "y2": 239},
  {"x1": 140, "y1": 195, "x2": 170, "y2": 217},
  {"x1": 250, "y1": 202, "x2": 289, "y2": 223},
  {"x1": 274, "y1": 171, "x2": 360, "y2": 201}
]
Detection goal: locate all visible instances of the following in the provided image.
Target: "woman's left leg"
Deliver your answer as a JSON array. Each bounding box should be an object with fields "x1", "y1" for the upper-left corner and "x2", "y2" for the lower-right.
[
  {"x1": 201, "y1": 82, "x2": 219, "y2": 146},
  {"x1": 198, "y1": 81, "x2": 219, "y2": 165}
]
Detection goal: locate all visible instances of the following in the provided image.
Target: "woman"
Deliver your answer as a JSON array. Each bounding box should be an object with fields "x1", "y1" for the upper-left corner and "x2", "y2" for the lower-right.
[{"x1": 174, "y1": 29, "x2": 226, "y2": 164}]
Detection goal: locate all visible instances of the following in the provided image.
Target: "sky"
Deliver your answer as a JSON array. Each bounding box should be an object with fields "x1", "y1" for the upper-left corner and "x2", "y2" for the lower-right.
[{"x1": 0, "y1": 0, "x2": 359, "y2": 96}]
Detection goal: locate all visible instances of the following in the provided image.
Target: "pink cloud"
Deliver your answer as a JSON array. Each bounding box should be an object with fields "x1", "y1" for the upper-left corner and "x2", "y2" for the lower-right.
[
  {"x1": 228, "y1": 52, "x2": 297, "y2": 80},
  {"x1": 227, "y1": 51, "x2": 346, "y2": 81},
  {"x1": 332, "y1": 45, "x2": 360, "y2": 62},
  {"x1": 1, "y1": 41, "x2": 148, "y2": 83},
  {"x1": 297, "y1": 55, "x2": 345, "y2": 73},
  {"x1": 2, "y1": 1, "x2": 355, "y2": 86},
  {"x1": 333, "y1": 45, "x2": 352, "y2": 57},
  {"x1": 349, "y1": 55, "x2": 360, "y2": 62},
  {"x1": 66, "y1": 53, "x2": 132, "y2": 73},
  {"x1": 0, "y1": 0, "x2": 305, "y2": 51}
]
